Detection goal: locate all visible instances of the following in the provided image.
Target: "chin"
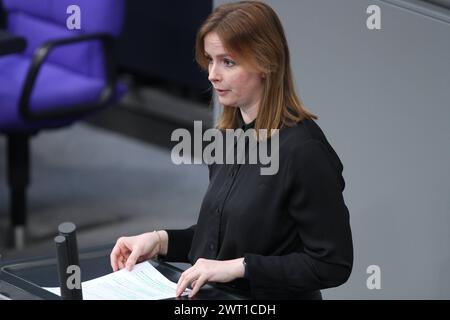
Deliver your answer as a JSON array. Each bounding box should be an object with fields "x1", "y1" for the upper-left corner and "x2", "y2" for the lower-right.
[{"x1": 218, "y1": 98, "x2": 237, "y2": 107}]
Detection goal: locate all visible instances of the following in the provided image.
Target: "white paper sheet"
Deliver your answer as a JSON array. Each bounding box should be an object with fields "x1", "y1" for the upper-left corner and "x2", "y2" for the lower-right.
[{"x1": 43, "y1": 261, "x2": 190, "y2": 300}]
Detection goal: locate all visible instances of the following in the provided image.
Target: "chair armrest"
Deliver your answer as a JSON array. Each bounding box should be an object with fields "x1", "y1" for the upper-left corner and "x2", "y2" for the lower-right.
[{"x1": 19, "y1": 33, "x2": 117, "y2": 121}]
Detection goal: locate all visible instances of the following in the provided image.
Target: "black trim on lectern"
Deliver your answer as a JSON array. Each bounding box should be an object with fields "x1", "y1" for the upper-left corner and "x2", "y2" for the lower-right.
[{"x1": 0, "y1": 244, "x2": 249, "y2": 300}]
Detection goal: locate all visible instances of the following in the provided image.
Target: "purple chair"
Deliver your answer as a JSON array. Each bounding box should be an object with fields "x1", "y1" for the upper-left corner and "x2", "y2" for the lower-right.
[{"x1": 0, "y1": 0, "x2": 126, "y2": 248}]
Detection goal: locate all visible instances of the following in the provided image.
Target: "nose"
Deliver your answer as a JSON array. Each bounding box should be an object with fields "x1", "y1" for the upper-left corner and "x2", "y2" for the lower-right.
[{"x1": 208, "y1": 62, "x2": 221, "y2": 83}]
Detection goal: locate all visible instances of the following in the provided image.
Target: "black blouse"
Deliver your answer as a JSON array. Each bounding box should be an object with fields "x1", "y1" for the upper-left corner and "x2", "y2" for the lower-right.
[{"x1": 164, "y1": 114, "x2": 353, "y2": 299}]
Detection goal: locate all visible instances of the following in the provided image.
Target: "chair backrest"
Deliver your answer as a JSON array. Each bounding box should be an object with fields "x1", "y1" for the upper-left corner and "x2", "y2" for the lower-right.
[{"x1": 3, "y1": 0, "x2": 124, "y2": 78}]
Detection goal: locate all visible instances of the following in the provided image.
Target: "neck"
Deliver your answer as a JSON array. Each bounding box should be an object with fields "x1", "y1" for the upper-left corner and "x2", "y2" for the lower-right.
[{"x1": 239, "y1": 102, "x2": 259, "y2": 124}]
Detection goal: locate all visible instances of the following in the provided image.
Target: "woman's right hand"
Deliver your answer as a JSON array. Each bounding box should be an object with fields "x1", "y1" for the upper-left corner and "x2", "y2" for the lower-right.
[{"x1": 110, "y1": 231, "x2": 167, "y2": 272}]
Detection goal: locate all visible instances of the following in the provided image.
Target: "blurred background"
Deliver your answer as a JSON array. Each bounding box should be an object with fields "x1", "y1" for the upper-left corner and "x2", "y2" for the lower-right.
[{"x1": 1, "y1": 0, "x2": 449, "y2": 299}]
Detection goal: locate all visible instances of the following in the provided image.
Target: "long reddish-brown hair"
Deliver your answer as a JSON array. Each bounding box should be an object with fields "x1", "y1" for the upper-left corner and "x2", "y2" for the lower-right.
[{"x1": 195, "y1": 1, "x2": 317, "y2": 139}]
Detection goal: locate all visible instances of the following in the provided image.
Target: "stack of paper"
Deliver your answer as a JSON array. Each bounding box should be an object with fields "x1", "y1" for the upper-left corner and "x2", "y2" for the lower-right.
[{"x1": 44, "y1": 261, "x2": 190, "y2": 300}]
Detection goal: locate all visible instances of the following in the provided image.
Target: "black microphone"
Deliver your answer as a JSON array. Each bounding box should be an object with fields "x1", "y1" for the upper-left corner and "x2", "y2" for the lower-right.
[{"x1": 55, "y1": 222, "x2": 83, "y2": 300}]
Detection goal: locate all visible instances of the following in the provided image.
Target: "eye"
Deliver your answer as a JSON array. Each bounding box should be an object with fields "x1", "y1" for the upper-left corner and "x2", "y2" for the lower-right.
[{"x1": 223, "y1": 58, "x2": 236, "y2": 67}]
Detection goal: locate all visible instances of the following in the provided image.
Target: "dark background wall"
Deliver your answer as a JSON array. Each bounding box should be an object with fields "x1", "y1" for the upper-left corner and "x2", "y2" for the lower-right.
[{"x1": 115, "y1": 1, "x2": 212, "y2": 102}]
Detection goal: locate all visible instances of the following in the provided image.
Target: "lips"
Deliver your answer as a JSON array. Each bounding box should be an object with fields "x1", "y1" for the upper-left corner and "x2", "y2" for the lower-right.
[
  {"x1": 215, "y1": 88, "x2": 230, "y2": 96},
  {"x1": 216, "y1": 90, "x2": 230, "y2": 96}
]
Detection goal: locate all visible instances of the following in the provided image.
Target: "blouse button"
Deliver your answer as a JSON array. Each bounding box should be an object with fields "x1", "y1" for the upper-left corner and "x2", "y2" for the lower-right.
[{"x1": 209, "y1": 243, "x2": 215, "y2": 251}]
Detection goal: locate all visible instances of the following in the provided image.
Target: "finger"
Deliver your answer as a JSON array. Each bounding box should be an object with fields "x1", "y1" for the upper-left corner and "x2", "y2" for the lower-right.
[
  {"x1": 176, "y1": 265, "x2": 197, "y2": 295},
  {"x1": 176, "y1": 272, "x2": 187, "y2": 296},
  {"x1": 111, "y1": 238, "x2": 131, "y2": 270},
  {"x1": 110, "y1": 243, "x2": 125, "y2": 271},
  {"x1": 126, "y1": 248, "x2": 141, "y2": 271},
  {"x1": 189, "y1": 276, "x2": 207, "y2": 298},
  {"x1": 176, "y1": 267, "x2": 192, "y2": 288},
  {"x1": 176, "y1": 271, "x2": 198, "y2": 297},
  {"x1": 110, "y1": 247, "x2": 119, "y2": 272},
  {"x1": 118, "y1": 256, "x2": 126, "y2": 270}
]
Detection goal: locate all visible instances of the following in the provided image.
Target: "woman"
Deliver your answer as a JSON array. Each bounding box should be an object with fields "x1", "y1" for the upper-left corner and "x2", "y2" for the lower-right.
[{"x1": 110, "y1": 1, "x2": 353, "y2": 300}]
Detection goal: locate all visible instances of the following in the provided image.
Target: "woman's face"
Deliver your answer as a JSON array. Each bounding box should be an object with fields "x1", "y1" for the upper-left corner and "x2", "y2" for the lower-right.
[{"x1": 204, "y1": 32, "x2": 264, "y2": 112}]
